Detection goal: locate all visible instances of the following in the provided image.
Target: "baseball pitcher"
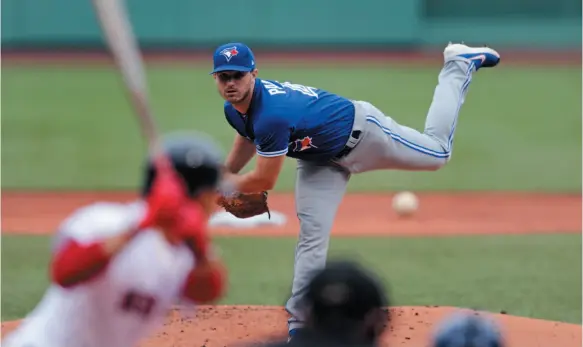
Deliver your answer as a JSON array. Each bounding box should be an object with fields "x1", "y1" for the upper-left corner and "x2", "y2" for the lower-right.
[
  {"x1": 2, "y1": 133, "x2": 229, "y2": 347},
  {"x1": 211, "y1": 42, "x2": 500, "y2": 339}
]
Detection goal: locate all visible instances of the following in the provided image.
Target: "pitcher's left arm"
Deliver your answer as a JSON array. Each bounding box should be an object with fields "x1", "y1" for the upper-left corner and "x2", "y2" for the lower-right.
[{"x1": 226, "y1": 116, "x2": 289, "y2": 193}]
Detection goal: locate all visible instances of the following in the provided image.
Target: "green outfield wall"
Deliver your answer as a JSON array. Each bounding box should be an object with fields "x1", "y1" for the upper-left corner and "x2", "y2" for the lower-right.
[{"x1": 1, "y1": 0, "x2": 581, "y2": 49}]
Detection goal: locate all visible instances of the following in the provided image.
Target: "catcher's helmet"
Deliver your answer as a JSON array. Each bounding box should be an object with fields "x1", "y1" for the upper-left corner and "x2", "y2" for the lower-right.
[{"x1": 141, "y1": 131, "x2": 226, "y2": 198}]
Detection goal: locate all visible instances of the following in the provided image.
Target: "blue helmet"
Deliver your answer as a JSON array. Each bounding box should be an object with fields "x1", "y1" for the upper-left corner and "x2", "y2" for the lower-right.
[
  {"x1": 432, "y1": 311, "x2": 505, "y2": 347},
  {"x1": 141, "y1": 131, "x2": 225, "y2": 198}
]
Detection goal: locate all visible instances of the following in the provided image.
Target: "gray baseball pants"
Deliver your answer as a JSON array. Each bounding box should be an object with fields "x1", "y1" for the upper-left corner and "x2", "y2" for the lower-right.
[{"x1": 286, "y1": 59, "x2": 475, "y2": 331}]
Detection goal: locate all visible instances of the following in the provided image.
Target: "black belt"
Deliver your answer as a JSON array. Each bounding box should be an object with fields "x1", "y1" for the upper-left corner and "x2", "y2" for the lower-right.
[{"x1": 334, "y1": 130, "x2": 362, "y2": 159}]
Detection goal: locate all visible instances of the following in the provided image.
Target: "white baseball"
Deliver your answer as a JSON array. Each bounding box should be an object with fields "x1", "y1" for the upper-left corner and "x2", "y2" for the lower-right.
[{"x1": 392, "y1": 191, "x2": 419, "y2": 216}]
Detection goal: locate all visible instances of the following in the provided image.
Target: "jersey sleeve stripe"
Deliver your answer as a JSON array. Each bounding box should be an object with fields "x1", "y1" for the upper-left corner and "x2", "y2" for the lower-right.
[{"x1": 256, "y1": 148, "x2": 289, "y2": 157}]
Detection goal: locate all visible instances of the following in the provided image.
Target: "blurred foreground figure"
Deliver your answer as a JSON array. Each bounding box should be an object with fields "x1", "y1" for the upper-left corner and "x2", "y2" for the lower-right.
[
  {"x1": 431, "y1": 311, "x2": 505, "y2": 347},
  {"x1": 2, "y1": 133, "x2": 229, "y2": 347},
  {"x1": 252, "y1": 259, "x2": 390, "y2": 347}
]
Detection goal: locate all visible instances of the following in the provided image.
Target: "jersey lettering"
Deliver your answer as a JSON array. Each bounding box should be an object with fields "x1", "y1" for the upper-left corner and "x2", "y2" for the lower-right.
[
  {"x1": 280, "y1": 82, "x2": 319, "y2": 98},
  {"x1": 262, "y1": 80, "x2": 286, "y2": 96},
  {"x1": 261, "y1": 80, "x2": 318, "y2": 98},
  {"x1": 120, "y1": 290, "x2": 157, "y2": 318}
]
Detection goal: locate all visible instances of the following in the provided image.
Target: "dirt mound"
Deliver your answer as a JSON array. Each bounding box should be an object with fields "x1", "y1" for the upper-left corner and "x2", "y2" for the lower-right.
[{"x1": 2, "y1": 306, "x2": 580, "y2": 347}]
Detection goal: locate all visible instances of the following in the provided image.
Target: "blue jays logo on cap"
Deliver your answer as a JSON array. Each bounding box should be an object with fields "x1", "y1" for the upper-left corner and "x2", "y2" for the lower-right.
[
  {"x1": 211, "y1": 42, "x2": 256, "y2": 74},
  {"x1": 219, "y1": 46, "x2": 239, "y2": 62}
]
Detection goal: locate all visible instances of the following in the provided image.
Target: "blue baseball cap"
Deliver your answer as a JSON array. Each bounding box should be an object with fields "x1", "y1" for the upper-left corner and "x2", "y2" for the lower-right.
[{"x1": 210, "y1": 42, "x2": 256, "y2": 74}]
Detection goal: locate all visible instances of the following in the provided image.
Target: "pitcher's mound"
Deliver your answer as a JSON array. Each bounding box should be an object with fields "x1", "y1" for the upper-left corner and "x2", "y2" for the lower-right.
[
  {"x1": 140, "y1": 305, "x2": 582, "y2": 347},
  {"x1": 2, "y1": 306, "x2": 580, "y2": 347}
]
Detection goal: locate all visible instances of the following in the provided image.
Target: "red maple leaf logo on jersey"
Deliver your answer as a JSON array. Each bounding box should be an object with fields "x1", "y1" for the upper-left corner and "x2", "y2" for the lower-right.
[
  {"x1": 220, "y1": 47, "x2": 239, "y2": 62},
  {"x1": 292, "y1": 136, "x2": 318, "y2": 152}
]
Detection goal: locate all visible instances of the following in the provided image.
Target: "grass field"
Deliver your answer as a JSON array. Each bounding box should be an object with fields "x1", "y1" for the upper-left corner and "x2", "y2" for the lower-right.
[
  {"x1": 2, "y1": 233, "x2": 581, "y2": 323},
  {"x1": 1, "y1": 59, "x2": 581, "y2": 346},
  {"x1": 2, "y1": 64, "x2": 581, "y2": 191}
]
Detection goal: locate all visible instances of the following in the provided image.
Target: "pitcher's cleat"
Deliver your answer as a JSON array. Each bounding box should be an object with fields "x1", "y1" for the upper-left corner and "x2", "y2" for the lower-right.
[
  {"x1": 444, "y1": 43, "x2": 500, "y2": 70},
  {"x1": 287, "y1": 328, "x2": 303, "y2": 343}
]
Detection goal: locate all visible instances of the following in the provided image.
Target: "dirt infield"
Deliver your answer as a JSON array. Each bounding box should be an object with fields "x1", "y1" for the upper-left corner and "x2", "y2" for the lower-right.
[
  {"x1": 1, "y1": 191, "x2": 581, "y2": 346},
  {"x1": 2, "y1": 191, "x2": 581, "y2": 236}
]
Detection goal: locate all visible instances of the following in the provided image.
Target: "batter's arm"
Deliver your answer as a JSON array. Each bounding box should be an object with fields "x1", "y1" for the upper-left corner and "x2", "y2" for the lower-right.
[
  {"x1": 224, "y1": 134, "x2": 256, "y2": 174},
  {"x1": 181, "y1": 259, "x2": 228, "y2": 304},
  {"x1": 51, "y1": 230, "x2": 137, "y2": 288}
]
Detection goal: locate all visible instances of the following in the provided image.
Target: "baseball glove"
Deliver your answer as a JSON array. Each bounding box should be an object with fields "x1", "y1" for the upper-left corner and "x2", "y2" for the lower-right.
[{"x1": 216, "y1": 191, "x2": 270, "y2": 219}]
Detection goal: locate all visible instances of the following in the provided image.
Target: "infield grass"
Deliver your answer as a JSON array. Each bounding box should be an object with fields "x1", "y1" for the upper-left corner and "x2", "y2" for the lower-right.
[
  {"x1": 2, "y1": 233, "x2": 581, "y2": 323},
  {"x1": 2, "y1": 64, "x2": 581, "y2": 192}
]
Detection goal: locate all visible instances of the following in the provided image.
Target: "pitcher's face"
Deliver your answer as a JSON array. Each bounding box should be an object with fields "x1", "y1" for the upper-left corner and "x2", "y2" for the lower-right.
[{"x1": 214, "y1": 70, "x2": 257, "y2": 104}]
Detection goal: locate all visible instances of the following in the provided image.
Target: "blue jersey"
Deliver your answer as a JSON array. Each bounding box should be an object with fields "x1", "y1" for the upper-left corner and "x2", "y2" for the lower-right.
[{"x1": 223, "y1": 78, "x2": 355, "y2": 162}]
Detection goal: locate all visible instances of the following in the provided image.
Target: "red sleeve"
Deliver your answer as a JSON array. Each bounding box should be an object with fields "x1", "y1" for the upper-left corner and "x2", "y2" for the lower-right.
[
  {"x1": 51, "y1": 239, "x2": 111, "y2": 288},
  {"x1": 180, "y1": 201, "x2": 211, "y2": 262},
  {"x1": 182, "y1": 261, "x2": 227, "y2": 304}
]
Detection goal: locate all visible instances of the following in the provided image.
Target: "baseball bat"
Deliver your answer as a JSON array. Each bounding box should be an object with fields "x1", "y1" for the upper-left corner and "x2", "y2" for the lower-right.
[
  {"x1": 91, "y1": 1, "x2": 213, "y2": 263},
  {"x1": 90, "y1": 0, "x2": 170, "y2": 171}
]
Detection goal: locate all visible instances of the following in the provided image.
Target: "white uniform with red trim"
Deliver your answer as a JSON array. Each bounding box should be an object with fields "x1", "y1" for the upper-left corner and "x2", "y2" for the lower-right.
[{"x1": 2, "y1": 201, "x2": 197, "y2": 347}]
